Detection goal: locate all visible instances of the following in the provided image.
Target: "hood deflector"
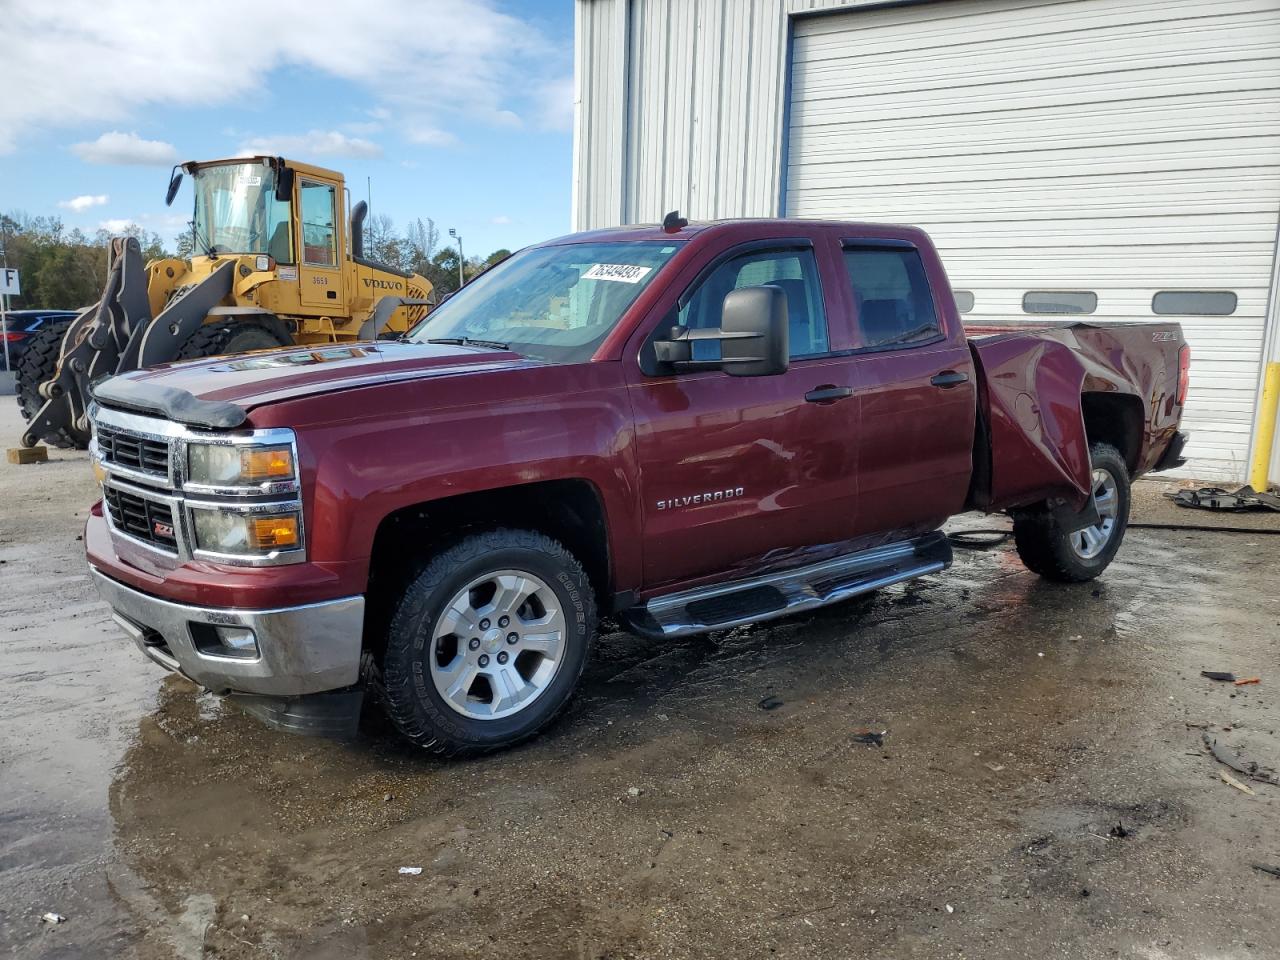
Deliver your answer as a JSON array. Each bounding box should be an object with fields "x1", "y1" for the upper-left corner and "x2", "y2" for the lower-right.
[{"x1": 91, "y1": 376, "x2": 248, "y2": 430}]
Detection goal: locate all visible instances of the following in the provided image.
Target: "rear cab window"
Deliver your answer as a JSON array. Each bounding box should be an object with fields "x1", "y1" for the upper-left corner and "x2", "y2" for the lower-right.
[{"x1": 842, "y1": 243, "x2": 942, "y2": 349}]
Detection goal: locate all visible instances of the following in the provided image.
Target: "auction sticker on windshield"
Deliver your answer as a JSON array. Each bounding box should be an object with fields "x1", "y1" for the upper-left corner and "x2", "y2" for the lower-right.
[{"x1": 582, "y1": 263, "x2": 652, "y2": 283}]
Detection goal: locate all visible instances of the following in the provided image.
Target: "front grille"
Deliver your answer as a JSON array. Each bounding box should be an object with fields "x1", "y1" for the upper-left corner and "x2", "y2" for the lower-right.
[
  {"x1": 104, "y1": 486, "x2": 178, "y2": 551},
  {"x1": 96, "y1": 424, "x2": 169, "y2": 478}
]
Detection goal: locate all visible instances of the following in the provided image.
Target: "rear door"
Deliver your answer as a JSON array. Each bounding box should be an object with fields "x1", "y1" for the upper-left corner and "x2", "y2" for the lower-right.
[
  {"x1": 625, "y1": 237, "x2": 863, "y2": 590},
  {"x1": 838, "y1": 238, "x2": 977, "y2": 536}
]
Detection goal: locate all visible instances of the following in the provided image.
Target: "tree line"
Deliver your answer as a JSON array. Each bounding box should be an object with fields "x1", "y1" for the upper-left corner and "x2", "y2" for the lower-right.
[{"x1": 1, "y1": 211, "x2": 510, "y2": 310}]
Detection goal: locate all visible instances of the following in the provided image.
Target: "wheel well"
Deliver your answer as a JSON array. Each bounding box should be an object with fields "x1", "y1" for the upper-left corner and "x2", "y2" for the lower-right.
[
  {"x1": 363, "y1": 479, "x2": 613, "y2": 659},
  {"x1": 1081, "y1": 392, "x2": 1142, "y2": 474}
]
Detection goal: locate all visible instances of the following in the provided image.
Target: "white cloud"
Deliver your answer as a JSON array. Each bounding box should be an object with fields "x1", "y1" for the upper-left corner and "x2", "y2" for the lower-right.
[
  {"x1": 237, "y1": 129, "x2": 382, "y2": 159},
  {"x1": 58, "y1": 193, "x2": 109, "y2": 212},
  {"x1": 71, "y1": 131, "x2": 178, "y2": 166},
  {"x1": 490, "y1": 215, "x2": 512, "y2": 225},
  {"x1": 405, "y1": 125, "x2": 459, "y2": 148},
  {"x1": 0, "y1": 1, "x2": 568, "y2": 154},
  {"x1": 98, "y1": 218, "x2": 135, "y2": 233}
]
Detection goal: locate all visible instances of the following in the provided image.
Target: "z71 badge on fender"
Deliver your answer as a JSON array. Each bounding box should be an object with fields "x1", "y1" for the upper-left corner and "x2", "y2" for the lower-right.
[{"x1": 655, "y1": 487, "x2": 745, "y2": 510}]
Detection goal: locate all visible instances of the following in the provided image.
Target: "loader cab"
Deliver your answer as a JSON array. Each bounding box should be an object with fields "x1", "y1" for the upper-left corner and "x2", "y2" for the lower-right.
[
  {"x1": 187, "y1": 158, "x2": 294, "y2": 263},
  {"x1": 183, "y1": 156, "x2": 347, "y2": 314}
]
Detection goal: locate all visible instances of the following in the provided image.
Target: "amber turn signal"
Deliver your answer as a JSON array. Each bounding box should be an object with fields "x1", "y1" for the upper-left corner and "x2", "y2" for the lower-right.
[
  {"x1": 241, "y1": 447, "x2": 294, "y2": 482},
  {"x1": 250, "y1": 515, "x2": 300, "y2": 549}
]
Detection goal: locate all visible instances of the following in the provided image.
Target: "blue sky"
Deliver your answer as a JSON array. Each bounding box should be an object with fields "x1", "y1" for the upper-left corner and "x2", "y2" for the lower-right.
[{"x1": 0, "y1": 0, "x2": 575, "y2": 259}]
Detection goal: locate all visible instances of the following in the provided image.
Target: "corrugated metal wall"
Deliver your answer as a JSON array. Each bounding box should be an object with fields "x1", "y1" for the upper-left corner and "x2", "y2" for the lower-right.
[{"x1": 573, "y1": 0, "x2": 883, "y2": 230}]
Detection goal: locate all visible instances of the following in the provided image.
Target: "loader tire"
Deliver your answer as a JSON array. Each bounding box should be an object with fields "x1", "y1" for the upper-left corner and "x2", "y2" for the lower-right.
[
  {"x1": 1012, "y1": 442, "x2": 1130, "y2": 583},
  {"x1": 14, "y1": 317, "x2": 84, "y2": 449},
  {"x1": 176, "y1": 320, "x2": 290, "y2": 361}
]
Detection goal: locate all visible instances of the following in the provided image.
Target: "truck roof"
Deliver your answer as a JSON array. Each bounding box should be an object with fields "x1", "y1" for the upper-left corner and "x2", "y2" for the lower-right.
[{"x1": 546, "y1": 218, "x2": 927, "y2": 245}]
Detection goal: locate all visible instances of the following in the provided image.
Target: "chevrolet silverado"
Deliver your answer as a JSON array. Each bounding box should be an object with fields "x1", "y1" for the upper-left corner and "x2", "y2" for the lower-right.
[{"x1": 83, "y1": 217, "x2": 1190, "y2": 754}]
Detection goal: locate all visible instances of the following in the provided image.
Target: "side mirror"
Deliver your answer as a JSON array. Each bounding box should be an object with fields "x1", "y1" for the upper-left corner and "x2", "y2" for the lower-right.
[
  {"x1": 275, "y1": 165, "x2": 294, "y2": 203},
  {"x1": 653, "y1": 285, "x2": 789, "y2": 377},
  {"x1": 164, "y1": 171, "x2": 183, "y2": 207}
]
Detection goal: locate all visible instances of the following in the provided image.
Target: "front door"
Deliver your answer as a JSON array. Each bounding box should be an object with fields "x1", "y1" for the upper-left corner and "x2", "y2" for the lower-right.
[
  {"x1": 626, "y1": 242, "x2": 861, "y2": 590},
  {"x1": 297, "y1": 178, "x2": 344, "y2": 312}
]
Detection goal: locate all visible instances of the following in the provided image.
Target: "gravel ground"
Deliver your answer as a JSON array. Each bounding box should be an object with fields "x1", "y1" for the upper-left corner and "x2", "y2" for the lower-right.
[{"x1": 1, "y1": 402, "x2": 1278, "y2": 960}]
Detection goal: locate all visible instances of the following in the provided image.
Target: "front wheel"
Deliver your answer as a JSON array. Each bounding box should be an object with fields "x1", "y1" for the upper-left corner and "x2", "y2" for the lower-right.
[
  {"x1": 380, "y1": 529, "x2": 596, "y2": 756},
  {"x1": 1012, "y1": 442, "x2": 1131, "y2": 582}
]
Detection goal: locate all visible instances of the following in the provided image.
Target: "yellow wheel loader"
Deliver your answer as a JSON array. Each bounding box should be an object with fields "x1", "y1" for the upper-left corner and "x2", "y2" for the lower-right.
[{"x1": 17, "y1": 156, "x2": 432, "y2": 448}]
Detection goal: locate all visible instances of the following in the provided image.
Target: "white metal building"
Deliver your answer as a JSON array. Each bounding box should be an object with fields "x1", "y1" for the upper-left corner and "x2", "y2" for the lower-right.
[{"x1": 572, "y1": 0, "x2": 1280, "y2": 481}]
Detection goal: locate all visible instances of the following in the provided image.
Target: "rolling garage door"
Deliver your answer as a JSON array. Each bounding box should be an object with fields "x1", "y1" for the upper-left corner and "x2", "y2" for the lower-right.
[{"x1": 785, "y1": 0, "x2": 1280, "y2": 480}]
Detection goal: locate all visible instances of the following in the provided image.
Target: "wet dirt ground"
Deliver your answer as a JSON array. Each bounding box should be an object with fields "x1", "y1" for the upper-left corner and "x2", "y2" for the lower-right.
[{"x1": 2, "y1": 404, "x2": 1278, "y2": 959}]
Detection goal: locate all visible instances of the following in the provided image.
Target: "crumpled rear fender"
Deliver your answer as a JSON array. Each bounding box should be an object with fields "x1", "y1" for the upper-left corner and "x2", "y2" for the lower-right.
[{"x1": 972, "y1": 337, "x2": 1095, "y2": 512}]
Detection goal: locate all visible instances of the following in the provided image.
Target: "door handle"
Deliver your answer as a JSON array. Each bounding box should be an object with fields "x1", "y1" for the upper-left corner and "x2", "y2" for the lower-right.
[
  {"x1": 930, "y1": 370, "x2": 969, "y2": 389},
  {"x1": 804, "y1": 385, "x2": 854, "y2": 403}
]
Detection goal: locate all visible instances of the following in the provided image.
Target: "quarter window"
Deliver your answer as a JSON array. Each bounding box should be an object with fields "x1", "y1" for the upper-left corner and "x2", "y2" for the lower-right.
[
  {"x1": 843, "y1": 245, "x2": 941, "y2": 348},
  {"x1": 299, "y1": 180, "x2": 337, "y2": 267},
  {"x1": 1023, "y1": 291, "x2": 1097, "y2": 315},
  {"x1": 678, "y1": 247, "x2": 829, "y2": 359},
  {"x1": 1152, "y1": 291, "x2": 1237, "y2": 316},
  {"x1": 953, "y1": 290, "x2": 975, "y2": 314}
]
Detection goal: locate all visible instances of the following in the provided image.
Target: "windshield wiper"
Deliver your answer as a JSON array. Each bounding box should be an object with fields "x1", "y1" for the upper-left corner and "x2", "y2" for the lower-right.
[
  {"x1": 426, "y1": 336, "x2": 511, "y2": 350},
  {"x1": 189, "y1": 219, "x2": 217, "y2": 259}
]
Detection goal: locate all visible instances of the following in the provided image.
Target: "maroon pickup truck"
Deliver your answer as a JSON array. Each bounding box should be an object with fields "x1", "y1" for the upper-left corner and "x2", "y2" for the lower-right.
[{"x1": 84, "y1": 218, "x2": 1190, "y2": 753}]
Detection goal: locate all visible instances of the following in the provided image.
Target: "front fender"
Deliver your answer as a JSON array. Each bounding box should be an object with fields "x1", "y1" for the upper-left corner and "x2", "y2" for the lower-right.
[{"x1": 255, "y1": 364, "x2": 643, "y2": 596}]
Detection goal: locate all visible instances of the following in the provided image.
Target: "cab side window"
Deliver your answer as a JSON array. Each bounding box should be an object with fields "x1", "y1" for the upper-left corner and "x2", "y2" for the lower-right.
[
  {"x1": 844, "y1": 245, "x2": 940, "y2": 349},
  {"x1": 679, "y1": 247, "x2": 829, "y2": 360},
  {"x1": 300, "y1": 180, "x2": 337, "y2": 267}
]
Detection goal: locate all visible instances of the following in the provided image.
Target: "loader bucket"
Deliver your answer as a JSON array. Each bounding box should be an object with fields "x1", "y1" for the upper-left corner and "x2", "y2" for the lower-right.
[{"x1": 20, "y1": 237, "x2": 234, "y2": 448}]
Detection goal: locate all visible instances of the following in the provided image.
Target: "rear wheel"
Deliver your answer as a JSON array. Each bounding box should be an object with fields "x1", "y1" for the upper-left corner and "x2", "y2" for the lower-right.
[
  {"x1": 176, "y1": 320, "x2": 290, "y2": 360},
  {"x1": 14, "y1": 317, "x2": 85, "y2": 448},
  {"x1": 379, "y1": 529, "x2": 596, "y2": 756},
  {"x1": 1012, "y1": 442, "x2": 1131, "y2": 582}
]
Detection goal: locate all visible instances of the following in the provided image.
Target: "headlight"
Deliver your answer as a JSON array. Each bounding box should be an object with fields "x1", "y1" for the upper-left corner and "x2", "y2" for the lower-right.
[
  {"x1": 192, "y1": 508, "x2": 302, "y2": 556},
  {"x1": 187, "y1": 442, "x2": 295, "y2": 488}
]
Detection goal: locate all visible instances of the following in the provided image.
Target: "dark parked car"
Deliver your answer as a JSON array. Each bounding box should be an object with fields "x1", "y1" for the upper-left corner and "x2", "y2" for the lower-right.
[{"x1": 2, "y1": 309, "x2": 79, "y2": 371}]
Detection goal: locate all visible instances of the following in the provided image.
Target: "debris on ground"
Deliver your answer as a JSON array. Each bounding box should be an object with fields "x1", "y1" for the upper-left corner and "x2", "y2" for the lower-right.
[
  {"x1": 1220, "y1": 771, "x2": 1256, "y2": 796},
  {"x1": 945, "y1": 904, "x2": 954, "y2": 914},
  {"x1": 1167, "y1": 486, "x2": 1280, "y2": 512},
  {"x1": 985, "y1": 762, "x2": 1005, "y2": 772},
  {"x1": 39, "y1": 912, "x2": 65, "y2": 924},
  {"x1": 1024, "y1": 836, "x2": 1052, "y2": 855},
  {"x1": 852, "y1": 729, "x2": 886, "y2": 747},
  {"x1": 1202, "y1": 732, "x2": 1280, "y2": 786},
  {"x1": 758, "y1": 695, "x2": 784, "y2": 711},
  {"x1": 1234, "y1": 677, "x2": 1261, "y2": 686},
  {"x1": 627, "y1": 786, "x2": 643, "y2": 797},
  {"x1": 7, "y1": 447, "x2": 48, "y2": 465},
  {"x1": 1200, "y1": 671, "x2": 1236, "y2": 682},
  {"x1": 1109, "y1": 822, "x2": 1129, "y2": 839},
  {"x1": 1251, "y1": 863, "x2": 1280, "y2": 879},
  {"x1": 398, "y1": 867, "x2": 423, "y2": 875}
]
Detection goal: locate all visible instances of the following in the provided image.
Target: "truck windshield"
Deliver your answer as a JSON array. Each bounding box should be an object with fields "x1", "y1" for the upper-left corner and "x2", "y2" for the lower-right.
[
  {"x1": 408, "y1": 241, "x2": 681, "y2": 363},
  {"x1": 191, "y1": 162, "x2": 292, "y2": 259}
]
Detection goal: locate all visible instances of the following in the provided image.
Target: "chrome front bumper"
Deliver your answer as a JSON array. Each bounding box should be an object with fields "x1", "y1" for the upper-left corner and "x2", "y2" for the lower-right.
[{"x1": 90, "y1": 567, "x2": 364, "y2": 697}]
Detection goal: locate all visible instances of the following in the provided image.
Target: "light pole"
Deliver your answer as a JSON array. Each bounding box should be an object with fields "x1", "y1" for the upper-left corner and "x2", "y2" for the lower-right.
[{"x1": 448, "y1": 227, "x2": 465, "y2": 289}]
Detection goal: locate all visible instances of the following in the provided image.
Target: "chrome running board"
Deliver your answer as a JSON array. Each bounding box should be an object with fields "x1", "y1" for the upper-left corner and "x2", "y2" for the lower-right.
[{"x1": 623, "y1": 532, "x2": 951, "y2": 639}]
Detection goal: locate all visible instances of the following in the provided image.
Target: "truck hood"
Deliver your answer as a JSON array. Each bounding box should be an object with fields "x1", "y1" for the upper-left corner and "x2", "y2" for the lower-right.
[{"x1": 94, "y1": 341, "x2": 529, "y2": 428}]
